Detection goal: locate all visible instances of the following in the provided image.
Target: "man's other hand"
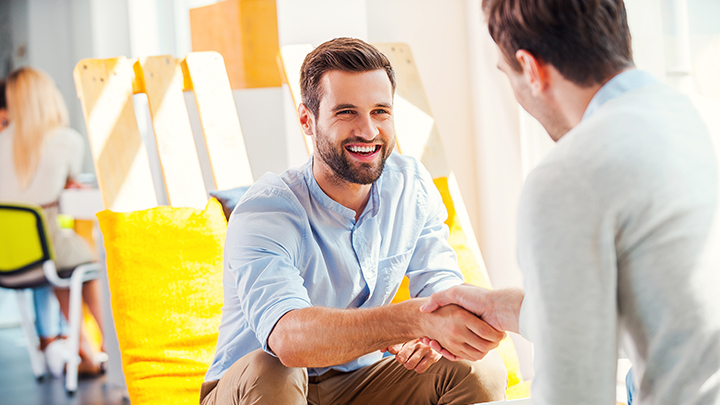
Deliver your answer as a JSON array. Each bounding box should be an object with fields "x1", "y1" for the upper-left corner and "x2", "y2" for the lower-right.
[
  {"x1": 419, "y1": 303, "x2": 504, "y2": 362},
  {"x1": 381, "y1": 338, "x2": 441, "y2": 373},
  {"x1": 420, "y1": 284, "x2": 523, "y2": 334}
]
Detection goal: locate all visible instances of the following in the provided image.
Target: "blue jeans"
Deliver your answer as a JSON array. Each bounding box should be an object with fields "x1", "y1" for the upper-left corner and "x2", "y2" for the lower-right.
[{"x1": 33, "y1": 286, "x2": 68, "y2": 338}]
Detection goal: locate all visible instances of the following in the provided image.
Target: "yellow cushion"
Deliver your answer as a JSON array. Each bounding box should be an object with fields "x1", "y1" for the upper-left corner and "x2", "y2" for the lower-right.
[
  {"x1": 391, "y1": 177, "x2": 530, "y2": 399},
  {"x1": 97, "y1": 199, "x2": 226, "y2": 405}
]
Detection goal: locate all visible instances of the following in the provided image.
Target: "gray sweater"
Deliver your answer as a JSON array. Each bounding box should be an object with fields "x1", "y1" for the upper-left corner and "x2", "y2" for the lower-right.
[{"x1": 517, "y1": 73, "x2": 720, "y2": 404}]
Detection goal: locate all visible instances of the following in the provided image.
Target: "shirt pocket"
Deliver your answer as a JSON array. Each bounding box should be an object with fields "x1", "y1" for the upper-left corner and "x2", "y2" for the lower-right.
[{"x1": 376, "y1": 248, "x2": 414, "y2": 302}]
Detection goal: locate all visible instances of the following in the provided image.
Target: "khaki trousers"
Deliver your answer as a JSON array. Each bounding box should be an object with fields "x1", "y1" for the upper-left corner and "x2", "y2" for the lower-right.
[{"x1": 199, "y1": 349, "x2": 507, "y2": 405}]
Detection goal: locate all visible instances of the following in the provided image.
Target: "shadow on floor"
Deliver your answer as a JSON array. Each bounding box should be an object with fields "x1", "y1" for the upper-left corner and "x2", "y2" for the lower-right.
[{"x1": 0, "y1": 326, "x2": 128, "y2": 405}]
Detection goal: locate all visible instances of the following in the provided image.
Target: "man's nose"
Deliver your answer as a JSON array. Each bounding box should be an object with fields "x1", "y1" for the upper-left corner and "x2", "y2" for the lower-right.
[{"x1": 354, "y1": 114, "x2": 380, "y2": 140}]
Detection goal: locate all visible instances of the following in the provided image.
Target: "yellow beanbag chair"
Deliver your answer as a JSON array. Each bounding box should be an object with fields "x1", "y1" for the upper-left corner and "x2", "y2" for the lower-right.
[
  {"x1": 97, "y1": 199, "x2": 226, "y2": 404},
  {"x1": 392, "y1": 177, "x2": 531, "y2": 399}
]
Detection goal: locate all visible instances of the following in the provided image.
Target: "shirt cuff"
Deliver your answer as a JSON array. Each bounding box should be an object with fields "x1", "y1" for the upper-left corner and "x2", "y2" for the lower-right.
[
  {"x1": 518, "y1": 295, "x2": 532, "y2": 341},
  {"x1": 256, "y1": 297, "x2": 312, "y2": 356}
]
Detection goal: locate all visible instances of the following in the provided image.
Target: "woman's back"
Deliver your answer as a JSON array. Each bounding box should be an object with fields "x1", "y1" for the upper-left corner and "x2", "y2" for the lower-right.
[{"x1": 0, "y1": 125, "x2": 84, "y2": 205}]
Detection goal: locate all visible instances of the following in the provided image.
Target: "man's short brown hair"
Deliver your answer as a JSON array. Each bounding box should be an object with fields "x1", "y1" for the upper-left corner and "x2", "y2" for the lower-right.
[
  {"x1": 300, "y1": 37, "x2": 396, "y2": 118},
  {"x1": 483, "y1": 0, "x2": 634, "y2": 86}
]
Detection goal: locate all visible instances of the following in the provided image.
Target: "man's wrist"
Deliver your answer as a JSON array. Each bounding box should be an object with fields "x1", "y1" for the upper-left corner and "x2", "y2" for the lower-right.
[{"x1": 489, "y1": 288, "x2": 523, "y2": 333}]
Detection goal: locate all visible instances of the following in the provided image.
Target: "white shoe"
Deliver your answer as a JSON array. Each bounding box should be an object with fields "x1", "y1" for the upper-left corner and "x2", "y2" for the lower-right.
[{"x1": 44, "y1": 339, "x2": 70, "y2": 378}]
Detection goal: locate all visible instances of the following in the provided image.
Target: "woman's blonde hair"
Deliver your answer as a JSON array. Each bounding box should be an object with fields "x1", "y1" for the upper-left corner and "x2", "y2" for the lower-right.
[{"x1": 6, "y1": 67, "x2": 69, "y2": 188}]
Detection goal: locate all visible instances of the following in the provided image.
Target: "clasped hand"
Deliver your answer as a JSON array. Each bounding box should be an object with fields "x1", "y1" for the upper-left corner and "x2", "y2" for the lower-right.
[
  {"x1": 381, "y1": 338, "x2": 441, "y2": 373},
  {"x1": 420, "y1": 303, "x2": 504, "y2": 362}
]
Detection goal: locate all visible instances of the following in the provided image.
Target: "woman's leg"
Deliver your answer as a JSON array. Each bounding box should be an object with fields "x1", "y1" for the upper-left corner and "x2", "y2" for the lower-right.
[
  {"x1": 80, "y1": 279, "x2": 105, "y2": 351},
  {"x1": 33, "y1": 286, "x2": 66, "y2": 349},
  {"x1": 53, "y1": 287, "x2": 100, "y2": 371}
]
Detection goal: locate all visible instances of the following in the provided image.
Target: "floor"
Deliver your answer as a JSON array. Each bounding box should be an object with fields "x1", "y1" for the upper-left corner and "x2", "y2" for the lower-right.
[{"x1": 0, "y1": 326, "x2": 128, "y2": 405}]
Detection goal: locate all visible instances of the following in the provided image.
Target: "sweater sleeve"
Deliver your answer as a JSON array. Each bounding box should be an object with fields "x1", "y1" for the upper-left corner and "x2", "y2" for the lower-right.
[{"x1": 517, "y1": 161, "x2": 619, "y2": 404}]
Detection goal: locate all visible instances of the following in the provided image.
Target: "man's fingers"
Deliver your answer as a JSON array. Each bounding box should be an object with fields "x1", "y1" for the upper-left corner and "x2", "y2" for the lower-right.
[
  {"x1": 419, "y1": 290, "x2": 452, "y2": 313},
  {"x1": 439, "y1": 348, "x2": 459, "y2": 361},
  {"x1": 413, "y1": 349, "x2": 442, "y2": 373},
  {"x1": 386, "y1": 343, "x2": 404, "y2": 355},
  {"x1": 466, "y1": 316, "x2": 505, "y2": 345},
  {"x1": 402, "y1": 348, "x2": 424, "y2": 370}
]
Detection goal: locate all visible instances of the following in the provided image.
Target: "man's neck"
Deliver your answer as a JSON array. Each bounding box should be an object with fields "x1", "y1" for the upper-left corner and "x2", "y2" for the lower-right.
[
  {"x1": 313, "y1": 159, "x2": 372, "y2": 222},
  {"x1": 545, "y1": 67, "x2": 629, "y2": 141}
]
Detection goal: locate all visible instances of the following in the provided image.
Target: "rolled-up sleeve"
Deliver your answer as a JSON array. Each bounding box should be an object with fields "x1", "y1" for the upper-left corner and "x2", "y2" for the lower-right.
[{"x1": 226, "y1": 188, "x2": 313, "y2": 354}]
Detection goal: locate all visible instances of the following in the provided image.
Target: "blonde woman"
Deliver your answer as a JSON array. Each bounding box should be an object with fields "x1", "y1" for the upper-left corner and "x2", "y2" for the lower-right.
[{"x1": 0, "y1": 67, "x2": 105, "y2": 376}]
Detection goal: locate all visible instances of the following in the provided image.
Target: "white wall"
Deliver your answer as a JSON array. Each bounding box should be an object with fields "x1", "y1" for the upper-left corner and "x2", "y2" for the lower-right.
[{"x1": 366, "y1": 0, "x2": 481, "y2": 249}]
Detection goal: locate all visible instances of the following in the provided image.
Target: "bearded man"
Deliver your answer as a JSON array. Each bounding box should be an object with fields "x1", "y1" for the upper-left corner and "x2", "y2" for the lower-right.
[{"x1": 199, "y1": 37, "x2": 508, "y2": 405}]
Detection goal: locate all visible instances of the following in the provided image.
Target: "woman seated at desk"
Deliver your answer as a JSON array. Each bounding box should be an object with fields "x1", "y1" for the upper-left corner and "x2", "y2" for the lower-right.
[{"x1": 0, "y1": 67, "x2": 106, "y2": 376}]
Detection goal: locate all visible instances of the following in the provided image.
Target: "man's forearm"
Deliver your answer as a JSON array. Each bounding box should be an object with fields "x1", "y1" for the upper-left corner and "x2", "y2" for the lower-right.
[
  {"x1": 268, "y1": 297, "x2": 503, "y2": 368},
  {"x1": 268, "y1": 298, "x2": 427, "y2": 368}
]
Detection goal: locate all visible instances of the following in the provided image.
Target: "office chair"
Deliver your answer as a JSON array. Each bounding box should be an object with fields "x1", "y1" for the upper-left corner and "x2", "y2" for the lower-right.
[{"x1": 0, "y1": 201, "x2": 100, "y2": 395}]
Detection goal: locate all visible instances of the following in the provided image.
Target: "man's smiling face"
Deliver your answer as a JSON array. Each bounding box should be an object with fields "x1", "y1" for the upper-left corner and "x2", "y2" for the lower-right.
[{"x1": 311, "y1": 69, "x2": 395, "y2": 185}]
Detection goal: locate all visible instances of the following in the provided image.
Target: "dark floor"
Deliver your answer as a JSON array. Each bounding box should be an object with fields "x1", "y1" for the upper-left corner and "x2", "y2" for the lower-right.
[{"x1": 0, "y1": 326, "x2": 128, "y2": 405}]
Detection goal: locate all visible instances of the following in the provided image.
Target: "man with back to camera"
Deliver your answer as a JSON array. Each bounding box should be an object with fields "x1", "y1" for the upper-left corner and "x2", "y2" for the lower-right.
[
  {"x1": 421, "y1": 0, "x2": 720, "y2": 404},
  {"x1": 199, "y1": 37, "x2": 509, "y2": 405}
]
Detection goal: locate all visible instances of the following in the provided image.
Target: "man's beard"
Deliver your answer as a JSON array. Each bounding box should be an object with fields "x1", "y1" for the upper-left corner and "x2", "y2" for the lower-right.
[{"x1": 314, "y1": 124, "x2": 394, "y2": 185}]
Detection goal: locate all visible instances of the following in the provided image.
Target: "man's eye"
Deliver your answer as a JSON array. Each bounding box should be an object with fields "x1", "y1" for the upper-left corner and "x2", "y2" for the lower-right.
[
  {"x1": 374, "y1": 109, "x2": 390, "y2": 115},
  {"x1": 337, "y1": 110, "x2": 354, "y2": 115}
]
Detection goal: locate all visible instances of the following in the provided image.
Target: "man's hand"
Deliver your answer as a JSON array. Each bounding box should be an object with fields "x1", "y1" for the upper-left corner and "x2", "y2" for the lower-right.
[
  {"x1": 419, "y1": 303, "x2": 504, "y2": 362},
  {"x1": 420, "y1": 284, "x2": 524, "y2": 334},
  {"x1": 417, "y1": 285, "x2": 524, "y2": 361},
  {"x1": 381, "y1": 338, "x2": 442, "y2": 373}
]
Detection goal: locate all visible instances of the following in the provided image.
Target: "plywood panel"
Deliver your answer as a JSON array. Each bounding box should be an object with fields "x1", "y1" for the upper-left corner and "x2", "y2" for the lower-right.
[
  {"x1": 373, "y1": 43, "x2": 450, "y2": 178},
  {"x1": 190, "y1": 0, "x2": 281, "y2": 89},
  {"x1": 278, "y1": 44, "x2": 314, "y2": 155},
  {"x1": 73, "y1": 57, "x2": 157, "y2": 212},
  {"x1": 138, "y1": 56, "x2": 207, "y2": 209},
  {"x1": 183, "y1": 52, "x2": 254, "y2": 189}
]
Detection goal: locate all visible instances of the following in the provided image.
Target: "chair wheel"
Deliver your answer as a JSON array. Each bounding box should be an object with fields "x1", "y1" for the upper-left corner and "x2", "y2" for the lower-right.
[
  {"x1": 66, "y1": 390, "x2": 76, "y2": 397},
  {"x1": 35, "y1": 375, "x2": 45, "y2": 382}
]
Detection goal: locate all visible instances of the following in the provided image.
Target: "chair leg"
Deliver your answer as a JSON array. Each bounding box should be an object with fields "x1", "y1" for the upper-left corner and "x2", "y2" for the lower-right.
[
  {"x1": 15, "y1": 290, "x2": 46, "y2": 380},
  {"x1": 65, "y1": 276, "x2": 84, "y2": 394}
]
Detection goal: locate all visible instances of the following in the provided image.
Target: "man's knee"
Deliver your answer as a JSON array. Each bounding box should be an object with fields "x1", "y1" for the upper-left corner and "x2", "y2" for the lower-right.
[
  {"x1": 466, "y1": 350, "x2": 508, "y2": 401},
  {"x1": 441, "y1": 350, "x2": 508, "y2": 403},
  {"x1": 218, "y1": 349, "x2": 308, "y2": 404}
]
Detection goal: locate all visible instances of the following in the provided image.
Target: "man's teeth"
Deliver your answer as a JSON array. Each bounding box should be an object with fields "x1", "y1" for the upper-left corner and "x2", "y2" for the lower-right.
[{"x1": 348, "y1": 145, "x2": 376, "y2": 153}]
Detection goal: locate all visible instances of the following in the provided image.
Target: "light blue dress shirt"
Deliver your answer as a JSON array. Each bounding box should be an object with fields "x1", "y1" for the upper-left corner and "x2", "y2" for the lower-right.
[
  {"x1": 205, "y1": 152, "x2": 464, "y2": 381},
  {"x1": 581, "y1": 69, "x2": 659, "y2": 122}
]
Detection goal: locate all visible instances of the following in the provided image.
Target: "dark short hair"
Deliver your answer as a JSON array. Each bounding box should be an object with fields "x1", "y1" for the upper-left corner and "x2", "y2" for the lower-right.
[
  {"x1": 0, "y1": 80, "x2": 6, "y2": 110},
  {"x1": 483, "y1": 0, "x2": 634, "y2": 86},
  {"x1": 300, "y1": 37, "x2": 396, "y2": 118}
]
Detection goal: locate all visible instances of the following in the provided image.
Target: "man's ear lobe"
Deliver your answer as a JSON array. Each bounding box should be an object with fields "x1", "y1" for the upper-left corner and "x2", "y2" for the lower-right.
[
  {"x1": 298, "y1": 103, "x2": 315, "y2": 136},
  {"x1": 516, "y1": 49, "x2": 549, "y2": 95}
]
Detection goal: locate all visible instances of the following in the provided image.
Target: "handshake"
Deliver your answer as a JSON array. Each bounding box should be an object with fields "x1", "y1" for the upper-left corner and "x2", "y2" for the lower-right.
[{"x1": 383, "y1": 284, "x2": 524, "y2": 373}]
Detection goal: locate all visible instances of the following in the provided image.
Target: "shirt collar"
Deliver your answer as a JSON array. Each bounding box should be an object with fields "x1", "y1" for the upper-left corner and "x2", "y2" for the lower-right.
[
  {"x1": 304, "y1": 156, "x2": 382, "y2": 225},
  {"x1": 582, "y1": 69, "x2": 659, "y2": 122}
]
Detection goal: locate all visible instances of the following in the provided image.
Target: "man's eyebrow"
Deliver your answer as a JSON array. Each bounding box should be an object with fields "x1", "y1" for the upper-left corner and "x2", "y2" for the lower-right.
[
  {"x1": 375, "y1": 103, "x2": 392, "y2": 109},
  {"x1": 332, "y1": 103, "x2": 357, "y2": 112}
]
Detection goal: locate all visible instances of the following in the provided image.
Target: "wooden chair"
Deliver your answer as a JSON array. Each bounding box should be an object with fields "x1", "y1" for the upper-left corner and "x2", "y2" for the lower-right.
[
  {"x1": 74, "y1": 52, "x2": 253, "y2": 212},
  {"x1": 73, "y1": 52, "x2": 253, "y2": 404}
]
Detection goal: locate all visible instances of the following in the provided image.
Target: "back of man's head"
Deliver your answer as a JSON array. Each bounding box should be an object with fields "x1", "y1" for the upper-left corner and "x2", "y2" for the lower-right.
[
  {"x1": 300, "y1": 37, "x2": 396, "y2": 118},
  {"x1": 483, "y1": 0, "x2": 634, "y2": 87}
]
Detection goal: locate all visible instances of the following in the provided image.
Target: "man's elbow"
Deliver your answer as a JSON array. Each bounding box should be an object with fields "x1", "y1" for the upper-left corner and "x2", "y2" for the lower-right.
[{"x1": 268, "y1": 331, "x2": 303, "y2": 368}]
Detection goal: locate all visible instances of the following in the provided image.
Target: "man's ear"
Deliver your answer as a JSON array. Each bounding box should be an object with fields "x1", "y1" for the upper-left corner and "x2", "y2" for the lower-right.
[
  {"x1": 516, "y1": 49, "x2": 550, "y2": 96},
  {"x1": 298, "y1": 103, "x2": 315, "y2": 136}
]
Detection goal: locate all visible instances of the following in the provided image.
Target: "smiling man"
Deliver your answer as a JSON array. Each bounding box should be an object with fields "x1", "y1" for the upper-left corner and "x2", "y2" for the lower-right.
[{"x1": 199, "y1": 38, "x2": 508, "y2": 405}]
